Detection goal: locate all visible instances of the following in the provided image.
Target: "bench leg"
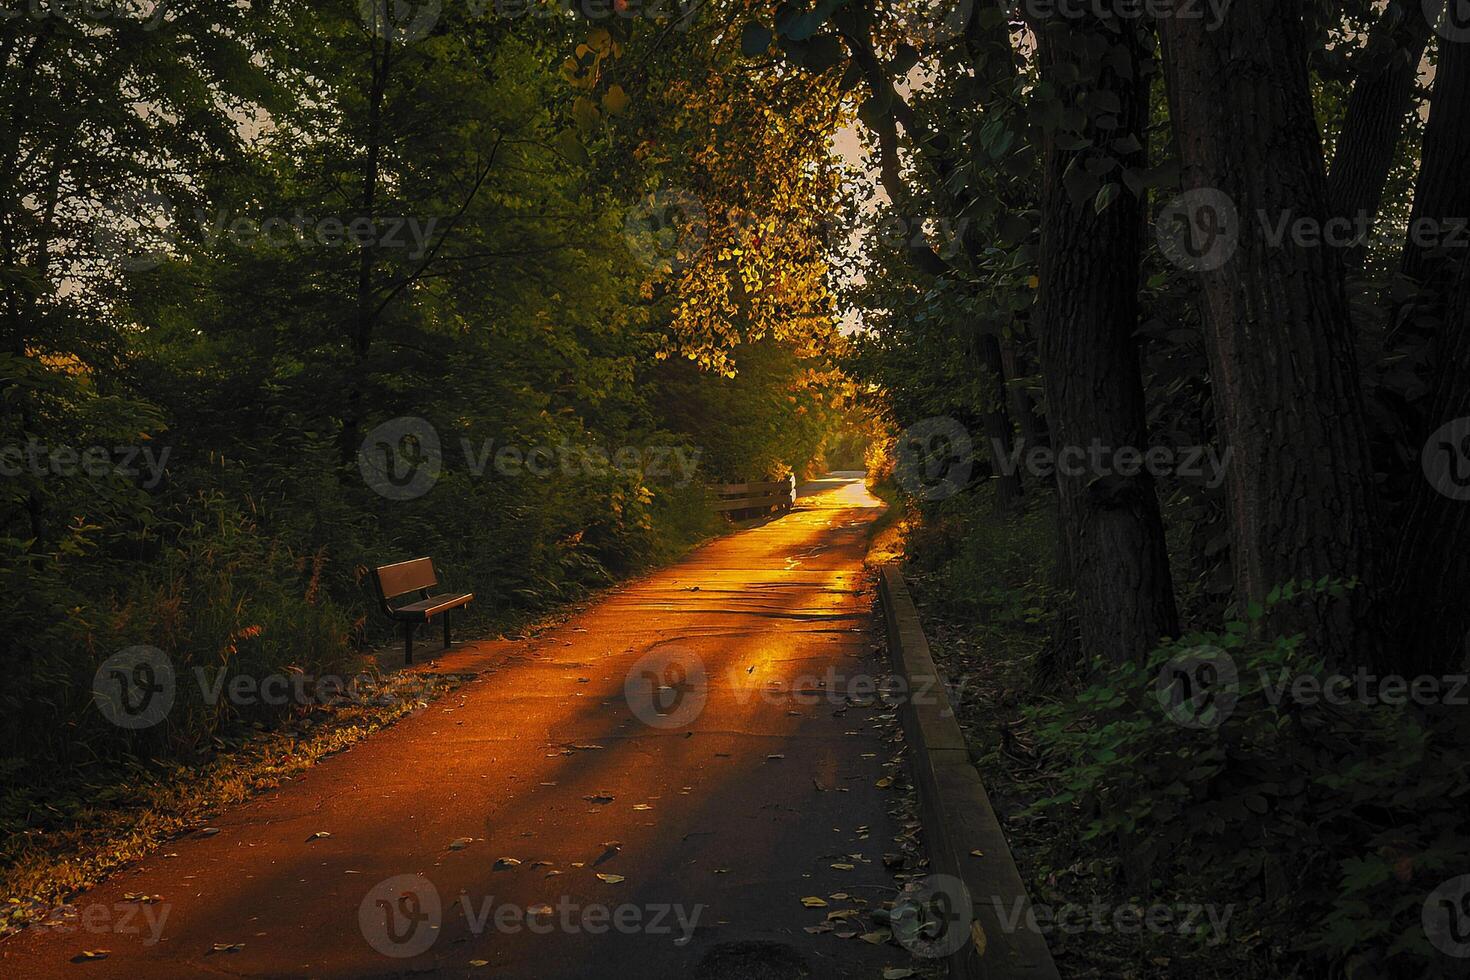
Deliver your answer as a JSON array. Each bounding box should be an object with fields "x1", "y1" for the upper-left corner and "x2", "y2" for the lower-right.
[
  {"x1": 443, "y1": 609, "x2": 452, "y2": 650},
  {"x1": 404, "y1": 622, "x2": 416, "y2": 666}
]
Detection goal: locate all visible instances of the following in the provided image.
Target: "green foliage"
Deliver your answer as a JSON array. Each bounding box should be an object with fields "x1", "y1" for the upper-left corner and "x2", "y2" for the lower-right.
[
  {"x1": 0, "y1": 5, "x2": 850, "y2": 787},
  {"x1": 1024, "y1": 606, "x2": 1470, "y2": 977}
]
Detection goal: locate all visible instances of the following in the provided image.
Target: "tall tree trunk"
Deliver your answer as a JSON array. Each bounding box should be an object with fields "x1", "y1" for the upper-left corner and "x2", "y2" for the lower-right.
[
  {"x1": 1002, "y1": 339, "x2": 1049, "y2": 451},
  {"x1": 1158, "y1": 3, "x2": 1380, "y2": 662},
  {"x1": 1328, "y1": 0, "x2": 1438, "y2": 270},
  {"x1": 1401, "y1": 29, "x2": 1470, "y2": 284},
  {"x1": 1388, "y1": 257, "x2": 1470, "y2": 674},
  {"x1": 977, "y1": 331, "x2": 1023, "y2": 510},
  {"x1": 1388, "y1": 31, "x2": 1470, "y2": 673},
  {"x1": 340, "y1": 37, "x2": 392, "y2": 467},
  {"x1": 1034, "y1": 15, "x2": 1180, "y2": 664}
]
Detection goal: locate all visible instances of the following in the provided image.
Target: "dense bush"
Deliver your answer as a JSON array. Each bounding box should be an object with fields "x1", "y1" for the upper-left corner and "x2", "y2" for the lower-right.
[{"x1": 1025, "y1": 601, "x2": 1470, "y2": 978}]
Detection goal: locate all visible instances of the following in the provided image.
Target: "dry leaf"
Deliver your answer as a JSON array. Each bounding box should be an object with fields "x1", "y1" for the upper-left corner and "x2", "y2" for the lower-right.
[
  {"x1": 596, "y1": 873, "x2": 625, "y2": 884},
  {"x1": 800, "y1": 896, "x2": 828, "y2": 908}
]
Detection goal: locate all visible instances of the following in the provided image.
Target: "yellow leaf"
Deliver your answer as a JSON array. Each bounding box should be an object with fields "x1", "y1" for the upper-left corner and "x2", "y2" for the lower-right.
[
  {"x1": 801, "y1": 896, "x2": 828, "y2": 908},
  {"x1": 602, "y1": 84, "x2": 630, "y2": 116},
  {"x1": 573, "y1": 97, "x2": 600, "y2": 132}
]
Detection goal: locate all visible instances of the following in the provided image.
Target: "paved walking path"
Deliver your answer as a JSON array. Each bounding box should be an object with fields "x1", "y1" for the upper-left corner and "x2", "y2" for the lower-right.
[{"x1": 2, "y1": 475, "x2": 923, "y2": 979}]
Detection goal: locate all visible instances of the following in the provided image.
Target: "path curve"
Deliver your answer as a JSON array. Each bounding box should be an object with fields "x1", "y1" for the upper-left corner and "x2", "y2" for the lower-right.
[{"x1": 3, "y1": 475, "x2": 920, "y2": 979}]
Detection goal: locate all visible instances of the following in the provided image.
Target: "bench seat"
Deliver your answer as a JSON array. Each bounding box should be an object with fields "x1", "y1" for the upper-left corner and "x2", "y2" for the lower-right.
[{"x1": 388, "y1": 592, "x2": 474, "y2": 621}]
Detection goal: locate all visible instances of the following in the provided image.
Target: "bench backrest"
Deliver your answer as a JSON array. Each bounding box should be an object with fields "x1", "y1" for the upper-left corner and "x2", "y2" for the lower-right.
[{"x1": 373, "y1": 557, "x2": 438, "y2": 602}]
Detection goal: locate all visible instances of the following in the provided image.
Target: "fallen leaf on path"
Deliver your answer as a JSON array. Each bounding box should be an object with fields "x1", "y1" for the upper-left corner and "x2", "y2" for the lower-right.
[
  {"x1": 767, "y1": 754, "x2": 785, "y2": 761},
  {"x1": 209, "y1": 943, "x2": 245, "y2": 954},
  {"x1": 859, "y1": 930, "x2": 891, "y2": 944},
  {"x1": 493, "y1": 857, "x2": 521, "y2": 870},
  {"x1": 121, "y1": 893, "x2": 162, "y2": 904},
  {"x1": 594, "y1": 843, "x2": 622, "y2": 866},
  {"x1": 875, "y1": 777, "x2": 893, "y2": 789},
  {"x1": 469, "y1": 960, "x2": 490, "y2": 968},
  {"x1": 72, "y1": 951, "x2": 110, "y2": 962},
  {"x1": 527, "y1": 904, "x2": 554, "y2": 917},
  {"x1": 883, "y1": 969, "x2": 915, "y2": 979},
  {"x1": 530, "y1": 860, "x2": 553, "y2": 868},
  {"x1": 632, "y1": 804, "x2": 653, "y2": 811},
  {"x1": 800, "y1": 896, "x2": 828, "y2": 908},
  {"x1": 971, "y1": 921, "x2": 987, "y2": 955},
  {"x1": 307, "y1": 832, "x2": 332, "y2": 842},
  {"x1": 583, "y1": 794, "x2": 614, "y2": 805},
  {"x1": 596, "y1": 873, "x2": 625, "y2": 884},
  {"x1": 970, "y1": 849, "x2": 984, "y2": 857},
  {"x1": 449, "y1": 837, "x2": 474, "y2": 851},
  {"x1": 830, "y1": 863, "x2": 854, "y2": 871},
  {"x1": 198, "y1": 828, "x2": 220, "y2": 837}
]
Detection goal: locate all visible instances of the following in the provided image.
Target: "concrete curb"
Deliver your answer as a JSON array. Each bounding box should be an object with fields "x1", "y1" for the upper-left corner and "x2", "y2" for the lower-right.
[{"x1": 879, "y1": 563, "x2": 1061, "y2": 980}]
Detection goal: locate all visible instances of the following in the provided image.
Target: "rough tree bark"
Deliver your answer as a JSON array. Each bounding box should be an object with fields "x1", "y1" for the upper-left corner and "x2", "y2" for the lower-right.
[
  {"x1": 1327, "y1": 0, "x2": 1438, "y2": 268},
  {"x1": 1388, "y1": 259, "x2": 1470, "y2": 674},
  {"x1": 1387, "y1": 31, "x2": 1470, "y2": 672},
  {"x1": 1158, "y1": 3, "x2": 1380, "y2": 662},
  {"x1": 1033, "y1": 15, "x2": 1180, "y2": 664},
  {"x1": 1401, "y1": 29, "x2": 1470, "y2": 284}
]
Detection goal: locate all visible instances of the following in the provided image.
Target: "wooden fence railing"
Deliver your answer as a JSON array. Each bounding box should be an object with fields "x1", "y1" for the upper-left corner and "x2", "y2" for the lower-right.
[{"x1": 709, "y1": 473, "x2": 797, "y2": 514}]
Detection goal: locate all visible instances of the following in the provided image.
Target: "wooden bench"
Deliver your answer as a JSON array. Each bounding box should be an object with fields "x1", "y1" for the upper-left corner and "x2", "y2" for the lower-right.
[
  {"x1": 370, "y1": 558, "x2": 473, "y2": 665},
  {"x1": 710, "y1": 474, "x2": 797, "y2": 515}
]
